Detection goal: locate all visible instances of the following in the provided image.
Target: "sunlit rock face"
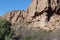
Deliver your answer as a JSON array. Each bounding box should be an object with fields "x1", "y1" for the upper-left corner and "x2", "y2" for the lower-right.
[
  {"x1": 2, "y1": 0, "x2": 60, "y2": 31},
  {"x1": 27, "y1": 0, "x2": 48, "y2": 22},
  {"x1": 26, "y1": 0, "x2": 60, "y2": 31},
  {"x1": 2, "y1": 10, "x2": 27, "y2": 25}
]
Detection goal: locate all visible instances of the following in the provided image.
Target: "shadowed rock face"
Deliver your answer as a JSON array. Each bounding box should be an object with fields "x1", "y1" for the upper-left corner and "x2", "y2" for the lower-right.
[{"x1": 1, "y1": 0, "x2": 60, "y2": 31}]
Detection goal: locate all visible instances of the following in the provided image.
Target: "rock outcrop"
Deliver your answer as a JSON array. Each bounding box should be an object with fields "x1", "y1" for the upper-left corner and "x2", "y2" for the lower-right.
[
  {"x1": 2, "y1": 10, "x2": 27, "y2": 25},
  {"x1": 1, "y1": 0, "x2": 60, "y2": 31},
  {"x1": 26, "y1": 0, "x2": 60, "y2": 31}
]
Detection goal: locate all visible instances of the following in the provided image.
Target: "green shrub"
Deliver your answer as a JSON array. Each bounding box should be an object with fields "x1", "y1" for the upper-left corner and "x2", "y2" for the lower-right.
[{"x1": 0, "y1": 19, "x2": 13, "y2": 40}]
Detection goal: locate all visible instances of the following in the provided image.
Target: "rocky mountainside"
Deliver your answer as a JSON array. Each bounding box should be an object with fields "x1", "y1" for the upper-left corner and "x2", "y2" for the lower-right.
[
  {"x1": 2, "y1": 10, "x2": 27, "y2": 25},
  {"x1": 1, "y1": 0, "x2": 60, "y2": 31}
]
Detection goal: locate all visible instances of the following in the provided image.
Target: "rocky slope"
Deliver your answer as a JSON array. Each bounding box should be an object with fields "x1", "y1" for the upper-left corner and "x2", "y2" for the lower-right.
[
  {"x1": 2, "y1": 10, "x2": 27, "y2": 25},
  {"x1": 1, "y1": 0, "x2": 60, "y2": 31}
]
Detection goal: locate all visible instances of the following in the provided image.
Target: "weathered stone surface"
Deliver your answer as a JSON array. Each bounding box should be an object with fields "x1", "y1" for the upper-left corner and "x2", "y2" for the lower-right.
[
  {"x1": 27, "y1": 0, "x2": 48, "y2": 12},
  {"x1": 26, "y1": 0, "x2": 60, "y2": 31},
  {"x1": 51, "y1": 0, "x2": 60, "y2": 10},
  {"x1": 1, "y1": 0, "x2": 60, "y2": 31},
  {"x1": 2, "y1": 10, "x2": 27, "y2": 25},
  {"x1": 48, "y1": 14, "x2": 60, "y2": 30},
  {"x1": 37, "y1": 0, "x2": 48, "y2": 12},
  {"x1": 27, "y1": 0, "x2": 48, "y2": 22}
]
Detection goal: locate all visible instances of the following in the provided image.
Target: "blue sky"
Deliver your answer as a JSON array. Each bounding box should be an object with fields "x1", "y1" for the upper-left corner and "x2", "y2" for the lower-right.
[{"x1": 0, "y1": 0, "x2": 32, "y2": 16}]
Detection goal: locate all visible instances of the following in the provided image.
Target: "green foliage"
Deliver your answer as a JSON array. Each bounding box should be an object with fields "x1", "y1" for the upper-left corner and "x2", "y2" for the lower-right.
[{"x1": 0, "y1": 19, "x2": 13, "y2": 40}]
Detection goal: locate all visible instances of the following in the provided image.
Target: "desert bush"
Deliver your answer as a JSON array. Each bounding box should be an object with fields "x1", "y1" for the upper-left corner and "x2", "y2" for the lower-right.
[{"x1": 0, "y1": 19, "x2": 13, "y2": 40}]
